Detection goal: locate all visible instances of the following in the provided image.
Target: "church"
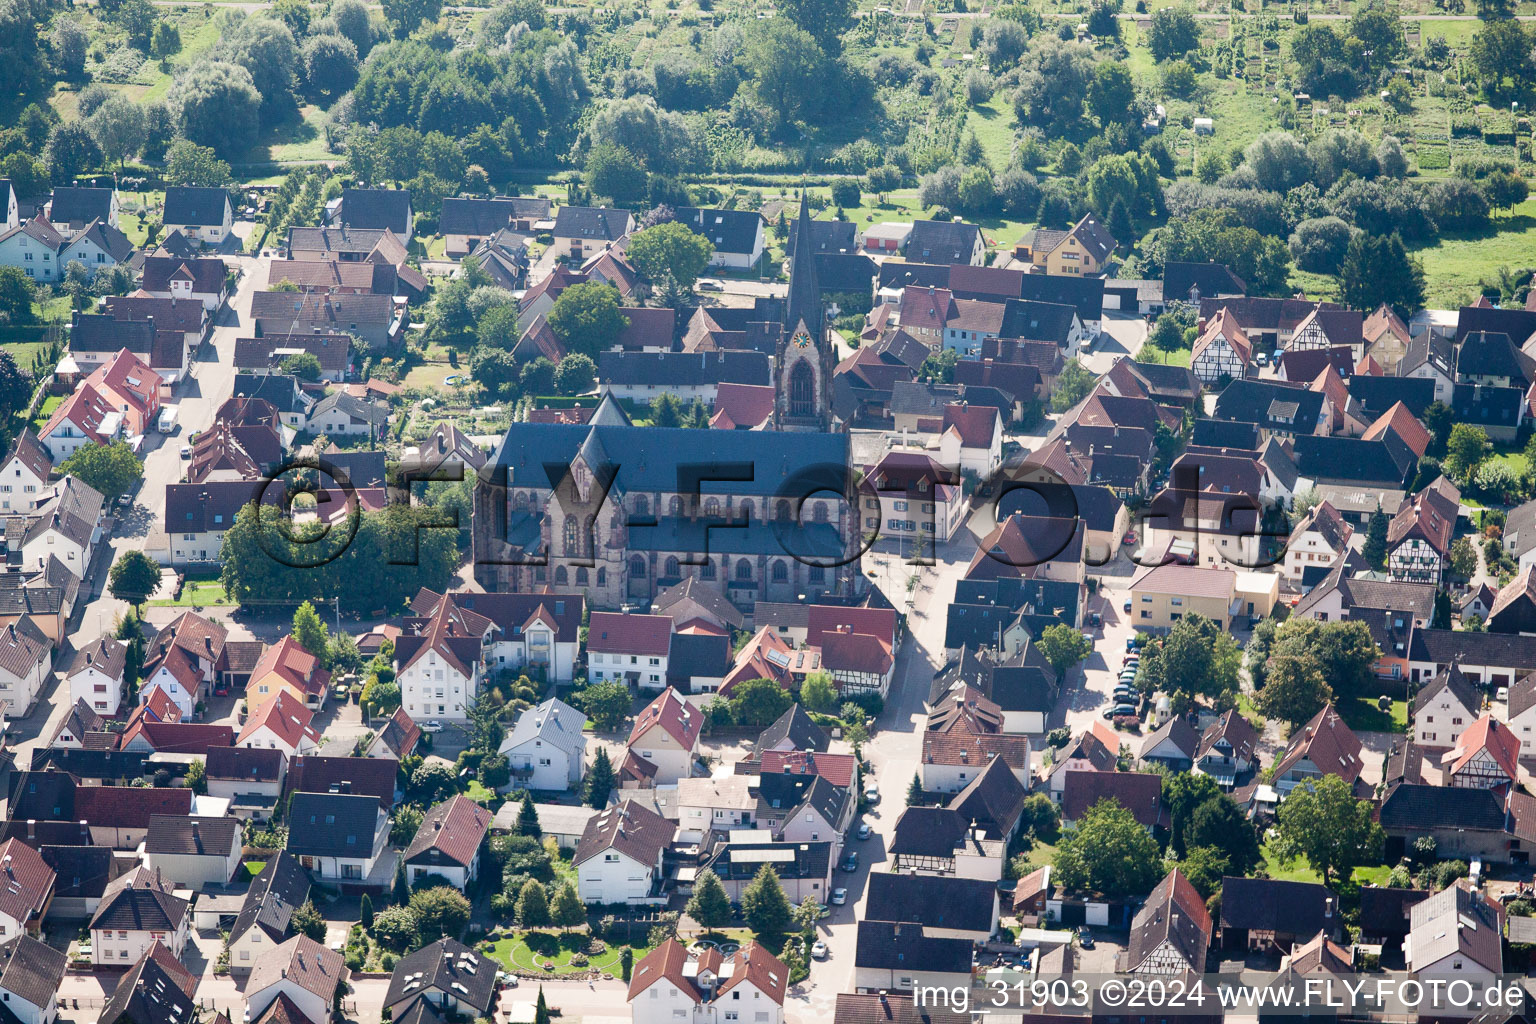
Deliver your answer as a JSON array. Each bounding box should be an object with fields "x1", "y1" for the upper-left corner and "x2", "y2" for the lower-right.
[{"x1": 470, "y1": 198, "x2": 862, "y2": 609}]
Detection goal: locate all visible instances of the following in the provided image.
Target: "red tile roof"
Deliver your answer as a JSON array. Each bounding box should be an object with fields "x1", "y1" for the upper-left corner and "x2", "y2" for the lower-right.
[
  {"x1": 1445, "y1": 714, "x2": 1520, "y2": 783},
  {"x1": 758, "y1": 750, "x2": 858, "y2": 789},
  {"x1": 238, "y1": 691, "x2": 320, "y2": 750},
  {"x1": 628, "y1": 688, "x2": 701, "y2": 749},
  {"x1": 0, "y1": 839, "x2": 54, "y2": 927},
  {"x1": 250, "y1": 636, "x2": 331, "y2": 700},
  {"x1": 806, "y1": 606, "x2": 897, "y2": 649},
  {"x1": 710, "y1": 383, "x2": 776, "y2": 430},
  {"x1": 403, "y1": 794, "x2": 492, "y2": 867},
  {"x1": 942, "y1": 403, "x2": 999, "y2": 449},
  {"x1": 73, "y1": 786, "x2": 193, "y2": 828},
  {"x1": 588, "y1": 612, "x2": 673, "y2": 657}
]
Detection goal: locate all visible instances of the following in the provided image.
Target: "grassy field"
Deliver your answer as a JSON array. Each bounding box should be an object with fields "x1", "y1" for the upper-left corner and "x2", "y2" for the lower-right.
[
  {"x1": 488, "y1": 931, "x2": 652, "y2": 977},
  {"x1": 1336, "y1": 695, "x2": 1408, "y2": 734},
  {"x1": 1135, "y1": 344, "x2": 1191, "y2": 367},
  {"x1": 30, "y1": 395, "x2": 62, "y2": 432},
  {"x1": 1410, "y1": 201, "x2": 1536, "y2": 309},
  {"x1": 148, "y1": 578, "x2": 234, "y2": 607},
  {"x1": 1261, "y1": 838, "x2": 1395, "y2": 886}
]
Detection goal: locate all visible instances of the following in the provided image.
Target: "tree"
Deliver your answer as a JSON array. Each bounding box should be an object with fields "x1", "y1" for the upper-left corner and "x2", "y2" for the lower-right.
[
  {"x1": 627, "y1": 221, "x2": 715, "y2": 290},
  {"x1": 515, "y1": 878, "x2": 551, "y2": 927},
  {"x1": 551, "y1": 883, "x2": 585, "y2": 930},
  {"x1": 372, "y1": 904, "x2": 419, "y2": 950},
  {"x1": 777, "y1": 0, "x2": 852, "y2": 52},
  {"x1": 0, "y1": 269, "x2": 35, "y2": 327},
  {"x1": 576, "y1": 681, "x2": 631, "y2": 732},
  {"x1": 1270, "y1": 773, "x2": 1385, "y2": 884},
  {"x1": 686, "y1": 868, "x2": 733, "y2": 929},
  {"x1": 1362, "y1": 505, "x2": 1390, "y2": 569},
  {"x1": 1254, "y1": 654, "x2": 1334, "y2": 726},
  {"x1": 292, "y1": 600, "x2": 331, "y2": 659},
  {"x1": 480, "y1": 753, "x2": 511, "y2": 789},
  {"x1": 392, "y1": 858, "x2": 410, "y2": 908},
  {"x1": 274, "y1": 0, "x2": 312, "y2": 34},
  {"x1": 1450, "y1": 536, "x2": 1478, "y2": 579},
  {"x1": 290, "y1": 900, "x2": 327, "y2": 941},
  {"x1": 1088, "y1": 61, "x2": 1137, "y2": 126},
  {"x1": 1050, "y1": 360, "x2": 1097, "y2": 413},
  {"x1": 1469, "y1": 20, "x2": 1533, "y2": 99},
  {"x1": 167, "y1": 61, "x2": 262, "y2": 158},
  {"x1": 585, "y1": 143, "x2": 648, "y2": 204},
  {"x1": 409, "y1": 761, "x2": 458, "y2": 805},
  {"x1": 978, "y1": 19, "x2": 1029, "y2": 68},
  {"x1": 109, "y1": 551, "x2": 161, "y2": 607},
  {"x1": 547, "y1": 283, "x2": 628, "y2": 359},
  {"x1": 908, "y1": 772, "x2": 924, "y2": 806},
  {"x1": 1036, "y1": 624, "x2": 1093, "y2": 676},
  {"x1": 1485, "y1": 170, "x2": 1530, "y2": 215},
  {"x1": 586, "y1": 746, "x2": 616, "y2": 809},
  {"x1": 1271, "y1": 619, "x2": 1380, "y2": 699},
  {"x1": 1163, "y1": 770, "x2": 1222, "y2": 857},
  {"x1": 1289, "y1": 217, "x2": 1354, "y2": 275},
  {"x1": 281, "y1": 352, "x2": 324, "y2": 382},
  {"x1": 800, "y1": 672, "x2": 837, "y2": 713},
  {"x1": 151, "y1": 19, "x2": 182, "y2": 59},
  {"x1": 45, "y1": 122, "x2": 101, "y2": 185},
  {"x1": 390, "y1": 804, "x2": 425, "y2": 847},
  {"x1": 1338, "y1": 233, "x2": 1426, "y2": 318},
  {"x1": 53, "y1": 20, "x2": 88, "y2": 77},
  {"x1": 0, "y1": 350, "x2": 36, "y2": 419},
  {"x1": 185, "y1": 757, "x2": 207, "y2": 795},
  {"x1": 216, "y1": 17, "x2": 300, "y2": 115},
  {"x1": 729, "y1": 678, "x2": 794, "y2": 728},
  {"x1": 59, "y1": 441, "x2": 142, "y2": 498},
  {"x1": 1053, "y1": 798, "x2": 1164, "y2": 900},
  {"x1": 536, "y1": 987, "x2": 552, "y2": 1024},
  {"x1": 1014, "y1": 36, "x2": 1095, "y2": 131},
  {"x1": 382, "y1": 0, "x2": 442, "y2": 36},
  {"x1": 163, "y1": 140, "x2": 234, "y2": 188},
  {"x1": 1147, "y1": 5, "x2": 1201, "y2": 62},
  {"x1": 88, "y1": 95, "x2": 146, "y2": 168},
  {"x1": 1445, "y1": 424, "x2": 1491, "y2": 485},
  {"x1": 553, "y1": 354, "x2": 597, "y2": 396},
  {"x1": 329, "y1": 0, "x2": 377, "y2": 56},
  {"x1": 517, "y1": 792, "x2": 542, "y2": 837},
  {"x1": 741, "y1": 864, "x2": 793, "y2": 936},
  {"x1": 779, "y1": 936, "x2": 808, "y2": 984},
  {"x1": 1177, "y1": 844, "x2": 1231, "y2": 899},
  {"x1": 302, "y1": 33, "x2": 360, "y2": 100},
  {"x1": 1135, "y1": 614, "x2": 1241, "y2": 711},
  {"x1": 360, "y1": 894, "x2": 374, "y2": 929},
  {"x1": 830, "y1": 179, "x2": 861, "y2": 208},
  {"x1": 410, "y1": 886, "x2": 472, "y2": 939}
]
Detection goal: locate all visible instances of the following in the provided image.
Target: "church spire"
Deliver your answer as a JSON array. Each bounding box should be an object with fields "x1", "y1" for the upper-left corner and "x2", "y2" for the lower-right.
[{"x1": 785, "y1": 193, "x2": 822, "y2": 342}]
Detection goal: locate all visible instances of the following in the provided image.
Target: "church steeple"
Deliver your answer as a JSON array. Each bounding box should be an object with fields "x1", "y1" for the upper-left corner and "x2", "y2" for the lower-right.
[{"x1": 785, "y1": 194, "x2": 823, "y2": 343}]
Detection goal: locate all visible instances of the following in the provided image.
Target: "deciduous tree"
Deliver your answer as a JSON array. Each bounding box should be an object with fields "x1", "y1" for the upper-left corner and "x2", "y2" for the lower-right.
[
  {"x1": 1053, "y1": 798, "x2": 1163, "y2": 900},
  {"x1": 109, "y1": 551, "x2": 162, "y2": 607},
  {"x1": 1270, "y1": 773, "x2": 1384, "y2": 884}
]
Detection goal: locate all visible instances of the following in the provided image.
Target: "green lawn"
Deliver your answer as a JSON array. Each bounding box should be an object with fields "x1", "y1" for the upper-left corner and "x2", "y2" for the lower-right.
[
  {"x1": 30, "y1": 395, "x2": 62, "y2": 431},
  {"x1": 1261, "y1": 838, "x2": 1393, "y2": 886},
  {"x1": 463, "y1": 779, "x2": 498, "y2": 804},
  {"x1": 1336, "y1": 695, "x2": 1408, "y2": 734},
  {"x1": 1135, "y1": 344, "x2": 1191, "y2": 367},
  {"x1": 1411, "y1": 201, "x2": 1536, "y2": 309},
  {"x1": 243, "y1": 861, "x2": 266, "y2": 880},
  {"x1": 149, "y1": 578, "x2": 234, "y2": 607},
  {"x1": 487, "y1": 930, "x2": 651, "y2": 976}
]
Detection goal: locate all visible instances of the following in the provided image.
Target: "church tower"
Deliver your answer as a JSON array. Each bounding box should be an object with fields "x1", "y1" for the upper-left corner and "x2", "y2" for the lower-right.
[{"x1": 774, "y1": 196, "x2": 834, "y2": 432}]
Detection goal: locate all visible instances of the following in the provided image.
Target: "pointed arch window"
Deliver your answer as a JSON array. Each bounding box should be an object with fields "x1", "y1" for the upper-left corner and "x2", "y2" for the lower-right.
[{"x1": 789, "y1": 361, "x2": 816, "y2": 418}]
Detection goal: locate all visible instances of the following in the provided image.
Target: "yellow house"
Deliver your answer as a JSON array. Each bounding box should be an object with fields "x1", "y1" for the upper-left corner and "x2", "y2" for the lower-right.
[
  {"x1": 1129, "y1": 564, "x2": 1238, "y2": 629},
  {"x1": 247, "y1": 635, "x2": 331, "y2": 711},
  {"x1": 1012, "y1": 214, "x2": 1118, "y2": 276}
]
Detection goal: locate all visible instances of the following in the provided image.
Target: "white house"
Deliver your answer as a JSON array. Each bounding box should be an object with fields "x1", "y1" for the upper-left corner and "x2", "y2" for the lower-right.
[
  {"x1": 1413, "y1": 665, "x2": 1481, "y2": 750},
  {"x1": 627, "y1": 687, "x2": 702, "y2": 786},
  {"x1": 676, "y1": 207, "x2": 767, "y2": 271},
  {"x1": 88, "y1": 866, "x2": 189, "y2": 966},
  {"x1": 395, "y1": 601, "x2": 483, "y2": 724},
  {"x1": 935, "y1": 404, "x2": 1002, "y2": 478},
  {"x1": 0, "y1": 431, "x2": 49, "y2": 514},
  {"x1": 245, "y1": 936, "x2": 348, "y2": 1024},
  {"x1": 588, "y1": 611, "x2": 673, "y2": 689},
  {"x1": 1190, "y1": 307, "x2": 1251, "y2": 384},
  {"x1": 139, "y1": 612, "x2": 227, "y2": 720},
  {"x1": 204, "y1": 746, "x2": 286, "y2": 821},
  {"x1": 676, "y1": 775, "x2": 757, "y2": 844},
  {"x1": 0, "y1": 840, "x2": 52, "y2": 941},
  {"x1": 308, "y1": 392, "x2": 388, "y2": 438},
  {"x1": 627, "y1": 937, "x2": 788, "y2": 1024},
  {"x1": 143, "y1": 815, "x2": 242, "y2": 890},
  {"x1": 236, "y1": 690, "x2": 321, "y2": 759},
  {"x1": 0, "y1": 620, "x2": 53, "y2": 719},
  {"x1": 574, "y1": 801, "x2": 675, "y2": 905},
  {"x1": 497, "y1": 697, "x2": 586, "y2": 792},
  {"x1": 225, "y1": 853, "x2": 309, "y2": 974},
  {"x1": 162, "y1": 187, "x2": 234, "y2": 245},
  {"x1": 1281, "y1": 500, "x2": 1354, "y2": 582},
  {"x1": 0, "y1": 935, "x2": 66, "y2": 1024},
  {"x1": 401, "y1": 795, "x2": 492, "y2": 890},
  {"x1": 67, "y1": 636, "x2": 126, "y2": 716},
  {"x1": 412, "y1": 589, "x2": 583, "y2": 685},
  {"x1": 0, "y1": 181, "x2": 16, "y2": 233},
  {"x1": 1405, "y1": 882, "x2": 1501, "y2": 979},
  {"x1": 286, "y1": 792, "x2": 389, "y2": 882},
  {"x1": 853, "y1": 922, "x2": 974, "y2": 994}
]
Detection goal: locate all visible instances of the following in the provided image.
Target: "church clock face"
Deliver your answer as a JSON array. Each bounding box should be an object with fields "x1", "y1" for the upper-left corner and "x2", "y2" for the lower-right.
[{"x1": 792, "y1": 330, "x2": 812, "y2": 349}]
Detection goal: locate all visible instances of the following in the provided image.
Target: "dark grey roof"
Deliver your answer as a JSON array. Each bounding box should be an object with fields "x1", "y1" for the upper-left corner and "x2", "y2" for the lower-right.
[
  {"x1": 340, "y1": 188, "x2": 412, "y2": 235},
  {"x1": 311, "y1": 390, "x2": 389, "y2": 428},
  {"x1": 947, "y1": 756, "x2": 1027, "y2": 840},
  {"x1": 162, "y1": 187, "x2": 230, "y2": 227},
  {"x1": 1347, "y1": 375, "x2": 1436, "y2": 419},
  {"x1": 754, "y1": 705, "x2": 830, "y2": 755},
  {"x1": 665, "y1": 632, "x2": 730, "y2": 686},
  {"x1": 854, "y1": 921, "x2": 972, "y2": 973},
  {"x1": 1017, "y1": 273, "x2": 1104, "y2": 321},
  {"x1": 439, "y1": 196, "x2": 551, "y2": 235},
  {"x1": 1358, "y1": 886, "x2": 1429, "y2": 937},
  {"x1": 1456, "y1": 304, "x2": 1536, "y2": 346},
  {"x1": 877, "y1": 261, "x2": 952, "y2": 292},
  {"x1": 1163, "y1": 261, "x2": 1246, "y2": 304},
  {"x1": 1417, "y1": 665, "x2": 1482, "y2": 718},
  {"x1": 286, "y1": 792, "x2": 381, "y2": 858},
  {"x1": 1378, "y1": 782, "x2": 1507, "y2": 832},
  {"x1": 1457, "y1": 330, "x2": 1536, "y2": 385},
  {"x1": 8, "y1": 771, "x2": 74, "y2": 821},
  {"x1": 0, "y1": 935, "x2": 65, "y2": 1011},
  {"x1": 890, "y1": 806, "x2": 970, "y2": 857},
  {"x1": 38, "y1": 845, "x2": 113, "y2": 899},
  {"x1": 1219, "y1": 876, "x2": 1337, "y2": 934},
  {"x1": 815, "y1": 252, "x2": 878, "y2": 294},
  {"x1": 789, "y1": 217, "x2": 859, "y2": 255},
  {"x1": 552, "y1": 206, "x2": 632, "y2": 241},
  {"x1": 231, "y1": 851, "x2": 310, "y2": 946},
  {"x1": 1453, "y1": 382, "x2": 1525, "y2": 429},
  {"x1": 865, "y1": 873, "x2": 996, "y2": 932},
  {"x1": 96, "y1": 946, "x2": 196, "y2": 1024},
  {"x1": 145, "y1": 815, "x2": 239, "y2": 857},
  {"x1": 69, "y1": 313, "x2": 155, "y2": 354},
  {"x1": 1400, "y1": 330, "x2": 1455, "y2": 378},
  {"x1": 287, "y1": 225, "x2": 395, "y2": 256},
  {"x1": 231, "y1": 373, "x2": 310, "y2": 416},
  {"x1": 27, "y1": 748, "x2": 148, "y2": 782},
  {"x1": 1190, "y1": 419, "x2": 1260, "y2": 449},
  {"x1": 385, "y1": 938, "x2": 496, "y2": 1014},
  {"x1": 1293, "y1": 434, "x2": 1416, "y2": 488},
  {"x1": 597, "y1": 350, "x2": 770, "y2": 388},
  {"x1": 91, "y1": 872, "x2": 188, "y2": 933},
  {"x1": 1141, "y1": 715, "x2": 1200, "y2": 762},
  {"x1": 1213, "y1": 379, "x2": 1327, "y2": 433},
  {"x1": 1000, "y1": 299, "x2": 1078, "y2": 344},
  {"x1": 1410, "y1": 627, "x2": 1536, "y2": 671},
  {"x1": 906, "y1": 220, "x2": 981, "y2": 263},
  {"x1": 674, "y1": 207, "x2": 764, "y2": 257},
  {"x1": 700, "y1": 838, "x2": 830, "y2": 881},
  {"x1": 49, "y1": 187, "x2": 113, "y2": 225}
]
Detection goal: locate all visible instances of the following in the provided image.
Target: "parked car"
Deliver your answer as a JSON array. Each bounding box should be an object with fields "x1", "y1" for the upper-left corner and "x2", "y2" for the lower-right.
[
  {"x1": 841, "y1": 851, "x2": 859, "y2": 872},
  {"x1": 864, "y1": 784, "x2": 880, "y2": 805},
  {"x1": 1123, "y1": 600, "x2": 1132, "y2": 613},
  {"x1": 1498, "y1": 686, "x2": 1510, "y2": 702},
  {"x1": 1112, "y1": 703, "x2": 1137, "y2": 716},
  {"x1": 856, "y1": 823, "x2": 873, "y2": 841},
  {"x1": 1078, "y1": 927, "x2": 1095, "y2": 949},
  {"x1": 422, "y1": 720, "x2": 444, "y2": 733},
  {"x1": 1088, "y1": 612, "x2": 1102, "y2": 627},
  {"x1": 812, "y1": 941, "x2": 829, "y2": 960},
  {"x1": 179, "y1": 445, "x2": 191, "y2": 459},
  {"x1": 831, "y1": 887, "x2": 848, "y2": 905}
]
